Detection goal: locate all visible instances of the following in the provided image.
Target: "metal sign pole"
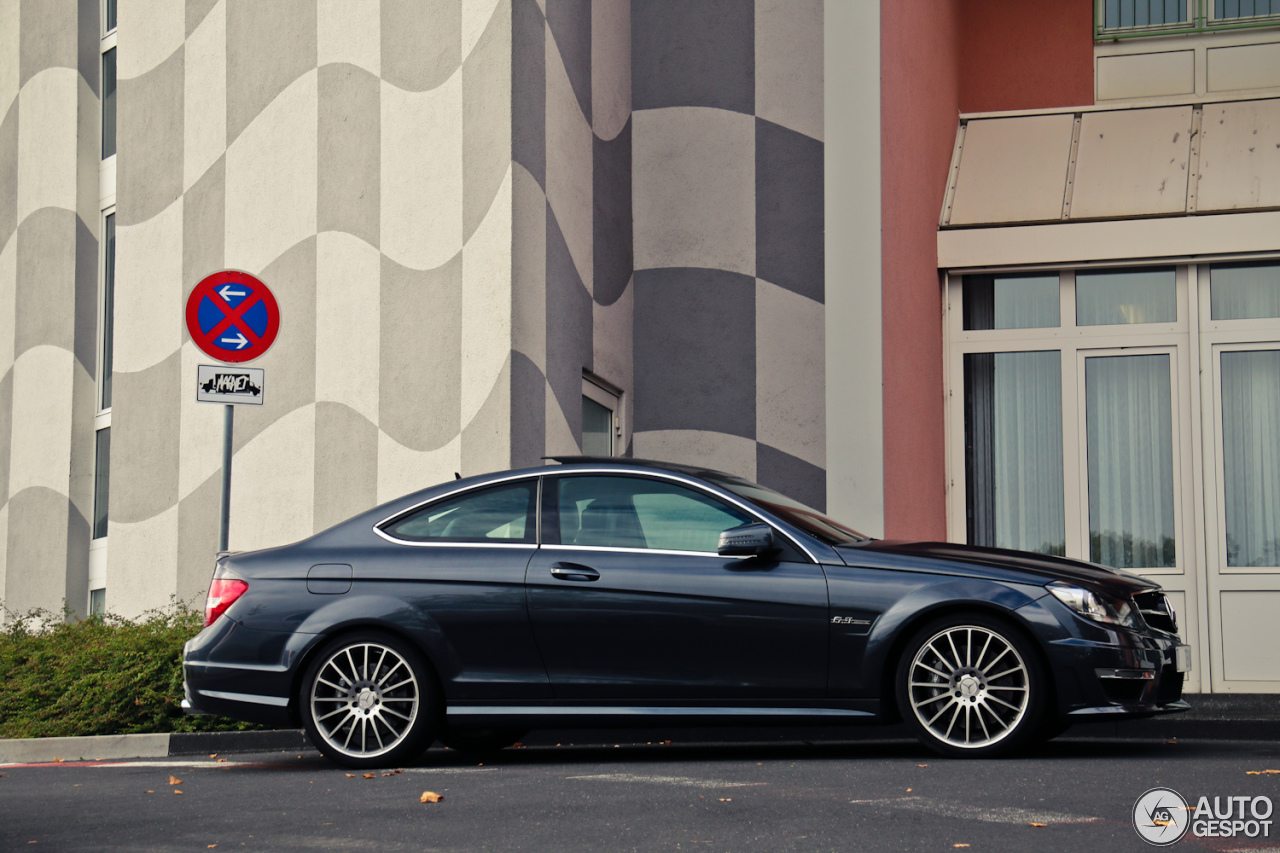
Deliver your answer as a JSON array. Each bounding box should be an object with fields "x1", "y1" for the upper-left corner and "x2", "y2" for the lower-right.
[{"x1": 219, "y1": 403, "x2": 233, "y2": 551}]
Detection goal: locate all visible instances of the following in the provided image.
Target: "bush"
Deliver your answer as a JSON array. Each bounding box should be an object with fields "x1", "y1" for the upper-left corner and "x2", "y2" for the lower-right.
[{"x1": 0, "y1": 602, "x2": 263, "y2": 738}]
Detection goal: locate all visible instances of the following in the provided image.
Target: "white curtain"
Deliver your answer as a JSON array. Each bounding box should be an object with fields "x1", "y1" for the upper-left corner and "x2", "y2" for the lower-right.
[
  {"x1": 1220, "y1": 350, "x2": 1280, "y2": 567},
  {"x1": 967, "y1": 351, "x2": 1064, "y2": 555},
  {"x1": 1211, "y1": 263, "x2": 1280, "y2": 321},
  {"x1": 1077, "y1": 269, "x2": 1176, "y2": 326},
  {"x1": 1086, "y1": 354, "x2": 1176, "y2": 568},
  {"x1": 993, "y1": 275, "x2": 1059, "y2": 329}
]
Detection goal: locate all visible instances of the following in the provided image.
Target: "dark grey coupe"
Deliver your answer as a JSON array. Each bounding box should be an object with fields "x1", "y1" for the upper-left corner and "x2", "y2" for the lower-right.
[{"x1": 183, "y1": 457, "x2": 1190, "y2": 768}]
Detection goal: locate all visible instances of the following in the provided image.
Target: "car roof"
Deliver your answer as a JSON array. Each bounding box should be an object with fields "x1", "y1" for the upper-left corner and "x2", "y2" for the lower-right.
[{"x1": 544, "y1": 455, "x2": 745, "y2": 483}]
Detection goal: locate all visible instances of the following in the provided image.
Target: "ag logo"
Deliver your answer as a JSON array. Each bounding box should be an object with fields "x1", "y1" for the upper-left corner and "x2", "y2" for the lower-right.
[{"x1": 1134, "y1": 787, "x2": 1191, "y2": 845}]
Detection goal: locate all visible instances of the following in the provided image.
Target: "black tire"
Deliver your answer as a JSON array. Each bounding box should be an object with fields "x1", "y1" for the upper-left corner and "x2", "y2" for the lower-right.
[
  {"x1": 437, "y1": 728, "x2": 528, "y2": 755},
  {"x1": 895, "y1": 613, "x2": 1047, "y2": 758},
  {"x1": 300, "y1": 631, "x2": 441, "y2": 769}
]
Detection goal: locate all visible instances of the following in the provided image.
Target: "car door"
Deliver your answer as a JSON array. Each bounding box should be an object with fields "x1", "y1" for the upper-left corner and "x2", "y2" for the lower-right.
[
  {"x1": 525, "y1": 474, "x2": 830, "y2": 702},
  {"x1": 371, "y1": 477, "x2": 550, "y2": 700}
]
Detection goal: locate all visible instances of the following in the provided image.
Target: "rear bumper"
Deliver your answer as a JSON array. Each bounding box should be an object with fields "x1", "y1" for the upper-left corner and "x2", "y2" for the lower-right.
[{"x1": 182, "y1": 617, "x2": 309, "y2": 728}]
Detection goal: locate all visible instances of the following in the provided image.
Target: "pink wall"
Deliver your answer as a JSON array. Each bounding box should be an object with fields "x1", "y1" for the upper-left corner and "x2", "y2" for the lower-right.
[
  {"x1": 878, "y1": 1, "x2": 1094, "y2": 541},
  {"x1": 958, "y1": 0, "x2": 1094, "y2": 113},
  {"x1": 880, "y1": 1, "x2": 961, "y2": 540}
]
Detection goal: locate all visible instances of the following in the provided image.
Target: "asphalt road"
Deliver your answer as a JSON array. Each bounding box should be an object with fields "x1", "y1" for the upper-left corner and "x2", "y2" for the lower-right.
[{"x1": 3, "y1": 736, "x2": 1280, "y2": 852}]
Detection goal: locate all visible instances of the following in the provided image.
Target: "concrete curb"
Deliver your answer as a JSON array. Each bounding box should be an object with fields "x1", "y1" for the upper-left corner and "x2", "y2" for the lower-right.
[
  {"x1": 0, "y1": 730, "x2": 309, "y2": 765},
  {"x1": 0, "y1": 733, "x2": 171, "y2": 764}
]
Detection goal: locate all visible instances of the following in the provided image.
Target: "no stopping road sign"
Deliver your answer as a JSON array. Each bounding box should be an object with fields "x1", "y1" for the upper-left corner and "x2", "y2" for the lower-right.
[{"x1": 185, "y1": 271, "x2": 280, "y2": 363}]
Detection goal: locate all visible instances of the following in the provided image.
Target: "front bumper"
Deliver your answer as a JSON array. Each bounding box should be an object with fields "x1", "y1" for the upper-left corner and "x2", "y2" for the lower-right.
[{"x1": 1021, "y1": 595, "x2": 1192, "y2": 720}]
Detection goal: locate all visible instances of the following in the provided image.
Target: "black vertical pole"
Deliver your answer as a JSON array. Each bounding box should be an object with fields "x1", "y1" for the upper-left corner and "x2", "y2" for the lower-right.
[{"x1": 219, "y1": 403, "x2": 233, "y2": 551}]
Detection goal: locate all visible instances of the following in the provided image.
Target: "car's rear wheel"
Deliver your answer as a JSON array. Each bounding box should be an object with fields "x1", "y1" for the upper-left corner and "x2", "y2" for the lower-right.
[
  {"x1": 301, "y1": 631, "x2": 440, "y2": 768},
  {"x1": 437, "y1": 728, "x2": 527, "y2": 755},
  {"x1": 896, "y1": 614, "x2": 1045, "y2": 758}
]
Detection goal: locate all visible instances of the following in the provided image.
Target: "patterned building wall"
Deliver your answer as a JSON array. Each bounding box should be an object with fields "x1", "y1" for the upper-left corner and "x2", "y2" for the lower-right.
[
  {"x1": 629, "y1": 0, "x2": 826, "y2": 509},
  {"x1": 108, "y1": 0, "x2": 516, "y2": 616},
  {"x1": 510, "y1": 0, "x2": 633, "y2": 467},
  {"x1": 0, "y1": 0, "x2": 100, "y2": 617},
  {"x1": 3, "y1": 0, "x2": 833, "y2": 620}
]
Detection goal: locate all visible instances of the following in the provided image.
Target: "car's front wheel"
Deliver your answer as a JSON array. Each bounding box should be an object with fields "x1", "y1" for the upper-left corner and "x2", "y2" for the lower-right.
[
  {"x1": 896, "y1": 614, "x2": 1046, "y2": 758},
  {"x1": 300, "y1": 631, "x2": 440, "y2": 768}
]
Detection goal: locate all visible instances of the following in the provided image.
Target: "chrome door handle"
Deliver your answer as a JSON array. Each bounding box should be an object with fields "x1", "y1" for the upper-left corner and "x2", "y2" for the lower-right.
[{"x1": 550, "y1": 563, "x2": 600, "y2": 582}]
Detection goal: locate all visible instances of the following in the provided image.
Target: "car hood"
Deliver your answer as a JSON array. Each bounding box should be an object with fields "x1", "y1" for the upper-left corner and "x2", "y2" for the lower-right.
[{"x1": 835, "y1": 540, "x2": 1160, "y2": 595}]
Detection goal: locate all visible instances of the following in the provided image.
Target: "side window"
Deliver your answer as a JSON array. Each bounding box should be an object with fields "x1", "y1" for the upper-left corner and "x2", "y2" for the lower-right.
[
  {"x1": 383, "y1": 481, "x2": 537, "y2": 544},
  {"x1": 556, "y1": 476, "x2": 751, "y2": 553}
]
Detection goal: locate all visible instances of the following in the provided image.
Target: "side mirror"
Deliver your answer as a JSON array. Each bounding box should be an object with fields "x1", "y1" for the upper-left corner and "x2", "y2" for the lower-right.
[{"x1": 718, "y1": 522, "x2": 775, "y2": 557}]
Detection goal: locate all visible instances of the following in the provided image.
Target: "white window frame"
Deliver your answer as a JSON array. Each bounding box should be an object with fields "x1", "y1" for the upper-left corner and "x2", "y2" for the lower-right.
[
  {"x1": 91, "y1": 2, "x2": 117, "y2": 609},
  {"x1": 582, "y1": 373, "x2": 624, "y2": 457}
]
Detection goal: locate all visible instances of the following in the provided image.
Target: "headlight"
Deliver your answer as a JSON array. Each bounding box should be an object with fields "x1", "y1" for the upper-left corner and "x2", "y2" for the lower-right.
[{"x1": 1048, "y1": 581, "x2": 1139, "y2": 628}]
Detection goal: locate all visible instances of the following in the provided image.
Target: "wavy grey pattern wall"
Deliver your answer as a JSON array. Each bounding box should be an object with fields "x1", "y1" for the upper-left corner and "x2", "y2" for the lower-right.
[
  {"x1": 511, "y1": 0, "x2": 634, "y2": 467},
  {"x1": 108, "y1": 0, "x2": 516, "y2": 615},
  {"x1": 630, "y1": 0, "x2": 826, "y2": 509},
  {"x1": 0, "y1": 0, "x2": 100, "y2": 616}
]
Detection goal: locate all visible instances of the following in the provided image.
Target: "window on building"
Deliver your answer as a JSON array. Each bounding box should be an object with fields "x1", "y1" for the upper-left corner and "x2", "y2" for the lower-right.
[
  {"x1": 92, "y1": 427, "x2": 110, "y2": 540},
  {"x1": 100, "y1": 213, "x2": 114, "y2": 409},
  {"x1": 963, "y1": 350, "x2": 1066, "y2": 556},
  {"x1": 91, "y1": 0, "x2": 117, "y2": 604},
  {"x1": 950, "y1": 268, "x2": 1189, "y2": 570},
  {"x1": 101, "y1": 48, "x2": 116, "y2": 159},
  {"x1": 582, "y1": 374, "x2": 622, "y2": 457},
  {"x1": 963, "y1": 274, "x2": 1060, "y2": 331},
  {"x1": 1097, "y1": 0, "x2": 1280, "y2": 37}
]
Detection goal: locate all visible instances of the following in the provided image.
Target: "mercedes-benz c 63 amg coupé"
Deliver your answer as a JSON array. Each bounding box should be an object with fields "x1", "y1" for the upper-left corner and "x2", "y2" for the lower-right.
[{"x1": 183, "y1": 457, "x2": 1190, "y2": 768}]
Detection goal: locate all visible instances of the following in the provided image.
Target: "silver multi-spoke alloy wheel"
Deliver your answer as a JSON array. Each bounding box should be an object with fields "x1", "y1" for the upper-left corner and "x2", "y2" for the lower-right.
[
  {"x1": 311, "y1": 641, "x2": 419, "y2": 759},
  {"x1": 904, "y1": 622, "x2": 1034, "y2": 753}
]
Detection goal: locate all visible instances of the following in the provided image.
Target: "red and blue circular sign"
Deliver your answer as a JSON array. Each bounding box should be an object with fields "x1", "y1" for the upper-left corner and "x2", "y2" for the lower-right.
[{"x1": 185, "y1": 271, "x2": 280, "y2": 363}]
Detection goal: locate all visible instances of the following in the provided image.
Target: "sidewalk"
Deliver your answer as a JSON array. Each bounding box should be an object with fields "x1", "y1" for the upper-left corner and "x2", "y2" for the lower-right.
[{"x1": 1, "y1": 694, "x2": 1274, "y2": 765}]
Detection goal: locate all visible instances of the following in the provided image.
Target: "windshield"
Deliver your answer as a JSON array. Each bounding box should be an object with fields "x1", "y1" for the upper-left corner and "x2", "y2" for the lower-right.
[{"x1": 705, "y1": 475, "x2": 870, "y2": 546}]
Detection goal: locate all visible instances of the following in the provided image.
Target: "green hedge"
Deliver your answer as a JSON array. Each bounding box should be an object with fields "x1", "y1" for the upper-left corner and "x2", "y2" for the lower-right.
[{"x1": 0, "y1": 602, "x2": 263, "y2": 738}]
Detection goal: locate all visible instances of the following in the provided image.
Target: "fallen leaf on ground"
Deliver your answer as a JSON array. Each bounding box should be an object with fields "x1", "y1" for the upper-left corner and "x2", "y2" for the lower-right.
[
  {"x1": 216, "y1": 759, "x2": 227, "y2": 763},
  {"x1": 954, "y1": 845, "x2": 970, "y2": 849},
  {"x1": 362, "y1": 773, "x2": 376, "y2": 779},
  {"x1": 1029, "y1": 822, "x2": 1047, "y2": 827},
  {"x1": 420, "y1": 791, "x2": 443, "y2": 803},
  {"x1": 145, "y1": 791, "x2": 154, "y2": 794},
  {"x1": 718, "y1": 798, "x2": 732, "y2": 802},
  {"x1": 169, "y1": 776, "x2": 182, "y2": 786},
  {"x1": 208, "y1": 846, "x2": 217, "y2": 849},
  {"x1": 209, "y1": 754, "x2": 217, "y2": 759},
  {"x1": 174, "y1": 790, "x2": 184, "y2": 795},
  {"x1": 906, "y1": 788, "x2": 912, "y2": 792},
  {"x1": 1246, "y1": 769, "x2": 1280, "y2": 775},
  {"x1": 345, "y1": 774, "x2": 356, "y2": 778},
  {"x1": 917, "y1": 764, "x2": 929, "y2": 767}
]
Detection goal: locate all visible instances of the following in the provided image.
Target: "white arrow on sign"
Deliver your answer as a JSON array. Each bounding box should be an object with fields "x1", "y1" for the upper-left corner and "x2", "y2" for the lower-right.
[
  {"x1": 218, "y1": 284, "x2": 247, "y2": 301},
  {"x1": 220, "y1": 331, "x2": 249, "y2": 349}
]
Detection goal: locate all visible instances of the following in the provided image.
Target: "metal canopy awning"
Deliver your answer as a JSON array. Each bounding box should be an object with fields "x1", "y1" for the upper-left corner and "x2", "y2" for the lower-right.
[{"x1": 938, "y1": 98, "x2": 1280, "y2": 269}]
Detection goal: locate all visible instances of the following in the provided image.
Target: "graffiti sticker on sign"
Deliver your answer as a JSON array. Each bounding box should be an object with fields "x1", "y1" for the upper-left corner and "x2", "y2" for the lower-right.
[{"x1": 196, "y1": 365, "x2": 265, "y2": 405}]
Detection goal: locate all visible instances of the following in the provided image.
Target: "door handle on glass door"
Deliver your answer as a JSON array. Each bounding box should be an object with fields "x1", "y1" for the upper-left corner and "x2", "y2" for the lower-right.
[{"x1": 549, "y1": 563, "x2": 601, "y2": 582}]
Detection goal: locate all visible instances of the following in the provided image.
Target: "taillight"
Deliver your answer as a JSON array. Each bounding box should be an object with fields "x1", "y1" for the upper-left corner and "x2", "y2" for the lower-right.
[{"x1": 204, "y1": 578, "x2": 248, "y2": 627}]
